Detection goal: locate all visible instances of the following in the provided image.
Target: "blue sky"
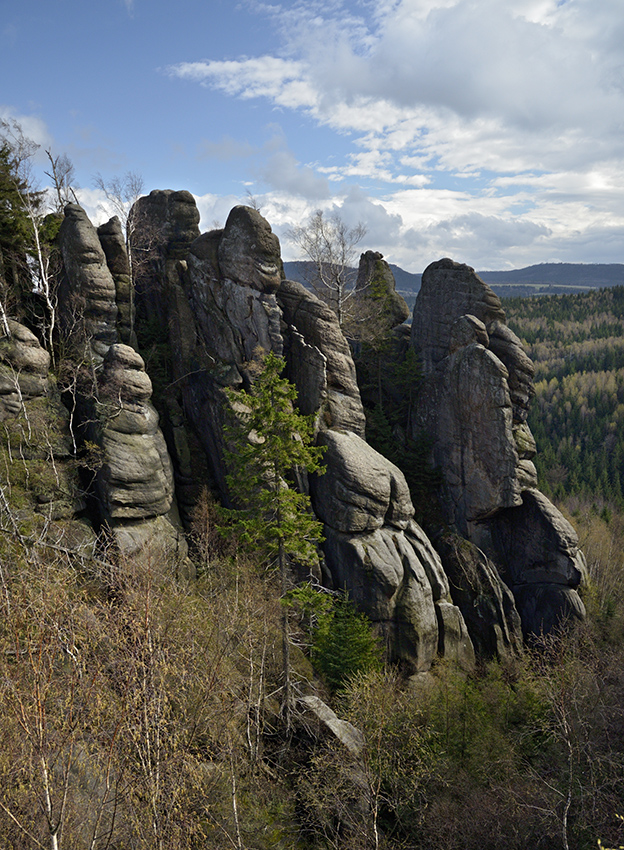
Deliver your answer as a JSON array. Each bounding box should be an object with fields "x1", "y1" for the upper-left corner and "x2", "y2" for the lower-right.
[{"x1": 2, "y1": 0, "x2": 623, "y2": 271}]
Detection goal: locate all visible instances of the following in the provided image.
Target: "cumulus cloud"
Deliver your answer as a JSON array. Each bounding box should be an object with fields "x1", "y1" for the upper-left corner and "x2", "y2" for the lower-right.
[
  {"x1": 168, "y1": 0, "x2": 624, "y2": 268},
  {"x1": 0, "y1": 106, "x2": 53, "y2": 153},
  {"x1": 259, "y1": 145, "x2": 331, "y2": 200}
]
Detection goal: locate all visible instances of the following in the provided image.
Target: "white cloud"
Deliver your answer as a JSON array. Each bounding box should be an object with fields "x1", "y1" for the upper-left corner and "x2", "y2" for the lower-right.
[
  {"x1": 0, "y1": 107, "x2": 53, "y2": 156},
  {"x1": 194, "y1": 192, "x2": 243, "y2": 231},
  {"x1": 171, "y1": 0, "x2": 624, "y2": 176},
  {"x1": 168, "y1": 0, "x2": 624, "y2": 269},
  {"x1": 169, "y1": 58, "x2": 318, "y2": 110},
  {"x1": 74, "y1": 187, "x2": 119, "y2": 226},
  {"x1": 259, "y1": 146, "x2": 330, "y2": 199}
]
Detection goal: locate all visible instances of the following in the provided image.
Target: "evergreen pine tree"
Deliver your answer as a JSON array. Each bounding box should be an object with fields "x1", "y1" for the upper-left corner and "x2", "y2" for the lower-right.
[{"x1": 222, "y1": 350, "x2": 326, "y2": 728}]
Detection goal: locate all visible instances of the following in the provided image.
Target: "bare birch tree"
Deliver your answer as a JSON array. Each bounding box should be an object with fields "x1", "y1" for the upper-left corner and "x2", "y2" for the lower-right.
[{"x1": 287, "y1": 210, "x2": 366, "y2": 326}]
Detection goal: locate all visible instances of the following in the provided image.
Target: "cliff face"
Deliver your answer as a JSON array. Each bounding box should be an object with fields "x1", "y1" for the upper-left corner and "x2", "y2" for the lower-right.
[
  {"x1": 410, "y1": 258, "x2": 586, "y2": 639},
  {"x1": 1, "y1": 196, "x2": 584, "y2": 673}
]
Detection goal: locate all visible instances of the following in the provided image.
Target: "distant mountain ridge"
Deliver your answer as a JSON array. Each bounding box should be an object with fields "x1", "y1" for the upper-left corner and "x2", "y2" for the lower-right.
[{"x1": 283, "y1": 260, "x2": 624, "y2": 299}]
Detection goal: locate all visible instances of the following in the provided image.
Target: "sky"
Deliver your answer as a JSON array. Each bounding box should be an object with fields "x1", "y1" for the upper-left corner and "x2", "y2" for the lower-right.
[{"x1": 1, "y1": 0, "x2": 623, "y2": 272}]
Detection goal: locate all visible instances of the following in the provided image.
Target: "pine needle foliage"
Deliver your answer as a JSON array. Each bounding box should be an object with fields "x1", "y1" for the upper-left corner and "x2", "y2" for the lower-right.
[
  {"x1": 311, "y1": 594, "x2": 383, "y2": 691},
  {"x1": 221, "y1": 350, "x2": 326, "y2": 572}
]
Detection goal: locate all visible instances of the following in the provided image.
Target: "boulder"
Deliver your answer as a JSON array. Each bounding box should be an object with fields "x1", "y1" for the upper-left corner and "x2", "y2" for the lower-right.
[
  {"x1": 111, "y1": 513, "x2": 192, "y2": 577},
  {"x1": 299, "y1": 696, "x2": 365, "y2": 756}
]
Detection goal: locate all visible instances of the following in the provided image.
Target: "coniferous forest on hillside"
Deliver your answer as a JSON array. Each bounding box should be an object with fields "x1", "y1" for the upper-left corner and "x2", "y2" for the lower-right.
[{"x1": 507, "y1": 287, "x2": 624, "y2": 511}]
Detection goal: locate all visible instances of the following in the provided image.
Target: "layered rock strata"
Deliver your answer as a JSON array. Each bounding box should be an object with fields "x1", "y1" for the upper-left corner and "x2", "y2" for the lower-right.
[
  {"x1": 58, "y1": 204, "x2": 118, "y2": 362},
  {"x1": 57, "y1": 203, "x2": 186, "y2": 564},
  {"x1": 97, "y1": 216, "x2": 136, "y2": 348},
  {"x1": 411, "y1": 258, "x2": 586, "y2": 638},
  {"x1": 0, "y1": 319, "x2": 95, "y2": 555},
  {"x1": 0, "y1": 319, "x2": 50, "y2": 418},
  {"x1": 92, "y1": 343, "x2": 187, "y2": 570},
  {"x1": 53, "y1": 196, "x2": 585, "y2": 660}
]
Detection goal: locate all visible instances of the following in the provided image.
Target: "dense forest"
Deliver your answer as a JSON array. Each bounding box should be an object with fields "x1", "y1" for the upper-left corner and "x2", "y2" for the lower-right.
[{"x1": 506, "y1": 287, "x2": 624, "y2": 512}]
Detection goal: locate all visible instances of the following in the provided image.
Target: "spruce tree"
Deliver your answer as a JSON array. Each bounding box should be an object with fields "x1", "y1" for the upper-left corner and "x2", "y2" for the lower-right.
[{"x1": 222, "y1": 350, "x2": 326, "y2": 728}]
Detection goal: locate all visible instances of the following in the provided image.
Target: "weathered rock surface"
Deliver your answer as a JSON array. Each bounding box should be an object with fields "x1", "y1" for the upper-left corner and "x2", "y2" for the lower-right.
[
  {"x1": 352, "y1": 251, "x2": 410, "y2": 331},
  {"x1": 411, "y1": 263, "x2": 539, "y2": 529},
  {"x1": 411, "y1": 258, "x2": 584, "y2": 641},
  {"x1": 435, "y1": 319, "x2": 523, "y2": 528},
  {"x1": 130, "y1": 189, "x2": 200, "y2": 260},
  {"x1": 313, "y1": 430, "x2": 412, "y2": 532},
  {"x1": 127, "y1": 198, "x2": 472, "y2": 670},
  {"x1": 0, "y1": 319, "x2": 95, "y2": 555},
  {"x1": 58, "y1": 203, "x2": 118, "y2": 360},
  {"x1": 95, "y1": 344, "x2": 174, "y2": 521},
  {"x1": 50, "y1": 197, "x2": 587, "y2": 660},
  {"x1": 313, "y1": 430, "x2": 474, "y2": 671},
  {"x1": 299, "y1": 695, "x2": 365, "y2": 756},
  {"x1": 434, "y1": 532, "x2": 524, "y2": 660},
  {"x1": 478, "y1": 489, "x2": 587, "y2": 637},
  {"x1": 411, "y1": 258, "x2": 505, "y2": 375},
  {"x1": 0, "y1": 319, "x2": 50, "y2": 418},
  {"x1": 278, "y1": 279, "x2": 366, "y2": 435},
  {"x1": 218, "y1": 205, "x2": 282, "y2": 293},
  {"x1": 187, "y1": 229, "x2": 283, "y2": 368},
  {"x1": 97, "y1": 216, "x2": 136, "y2": 347}
]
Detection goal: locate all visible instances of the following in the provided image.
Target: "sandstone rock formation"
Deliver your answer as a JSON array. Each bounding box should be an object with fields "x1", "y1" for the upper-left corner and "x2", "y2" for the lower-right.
[
  {"x1": 58, "y1": 203, "x2": 118, "y2": 362},
  {"x1": 94, "y1": 344, "x2": 173, "y2": 521},
  {"x1": 50, "y1": 196, "x2": 585, "y2": 665},
  {"x1": 298, "y1": 695, "x2": 365, "y2": 756},
  {"x1": 0, "y1": 319, "x2": 95, "y2": 555},
  {"x1": 0, "y1": 319, "x2": 50, "y2": 418},
  {"x1": 97, "y1": 216, "x2": 136, "y2": 348},
  {"x1": 278, "y1": 279, "x2": 366, "y2": 435},
  {"x1": 312, "y1": 429, "x2": 470, "y2": 672},
  {"x1": 129, "y1": 197, "x2": 473, "y2": 672},
  {"x1": 56, "y1": 203, "x2": 187, "y2": 566},
  {"x1": 92, "y1": 343, "x2": 188, "y2": 569},
  {"x1": 352, "y1": 251, "x2": 410, "y2": 333},
  {"x1": 411, "y1": 258, "x2": 586, "y2": 641}
]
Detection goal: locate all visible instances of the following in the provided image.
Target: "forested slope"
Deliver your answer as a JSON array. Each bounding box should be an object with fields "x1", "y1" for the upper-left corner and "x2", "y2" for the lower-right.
[{"x1": 506, "y1": 286, "x2": 624, "y2": 510}]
